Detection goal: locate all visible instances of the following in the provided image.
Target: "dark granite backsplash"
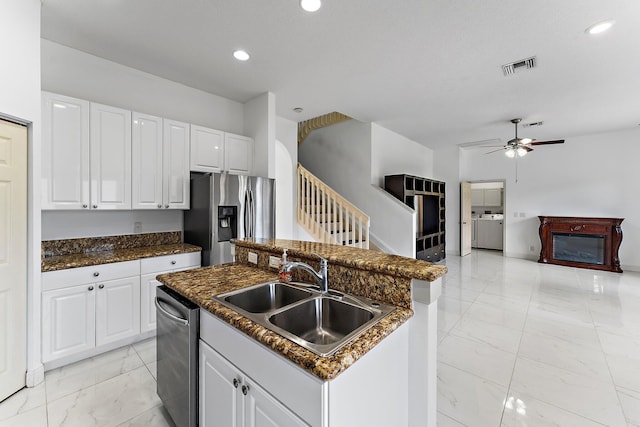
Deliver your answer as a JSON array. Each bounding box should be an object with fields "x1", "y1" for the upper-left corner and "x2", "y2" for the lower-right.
[{"x1": 42, "y1": 231, "x2": 182, "y2": 258}]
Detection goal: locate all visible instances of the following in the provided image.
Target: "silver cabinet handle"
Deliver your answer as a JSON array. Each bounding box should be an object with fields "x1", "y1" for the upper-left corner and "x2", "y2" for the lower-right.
[
  {"x1": 171, "y1": 260, "x2": 176, "y2": 265},
  {"x1": 93, "y1": 272, "x2": 100, "y2": 277},
  {"x1": 233, "y1": 378, "x2": 240, "y2": 388},
  {"x1": 98, "y1": 284, "x2": 104, "y2": 289},
  {"x1": 157, "y1": 204, "x2": 162, "y2": 208},
  {"x1": 165, "y1": 204, "x2": 169, "y2": 209},
  {"x1": 93, "y1": 204, "x2": 98, "y2": 209},
  {"x1": 88, "y1": 286, "x2": 94, "y2": 291},
  {"x1": 241, "y1": 385, "x2": 249, "y2": 396},
  {"x1": 82, "y1": 204, "x2": 88, "y2": 208},
  {"x1": 154, "y1": 297, "x2": 188, "y2": 326}
]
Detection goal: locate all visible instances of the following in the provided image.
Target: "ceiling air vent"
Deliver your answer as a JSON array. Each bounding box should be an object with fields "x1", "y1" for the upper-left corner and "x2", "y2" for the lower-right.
[{"x1": 502, "y1": 56, "x2": 537, "y2": 76}]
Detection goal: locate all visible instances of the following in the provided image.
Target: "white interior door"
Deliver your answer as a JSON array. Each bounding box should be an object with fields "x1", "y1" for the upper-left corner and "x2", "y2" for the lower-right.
[
  {"x1": 460, "y1": 181, "x2": 472, "y2": 256},
  {"x1": 0, "y1": 119, "x2": 27, "y2": 401}
]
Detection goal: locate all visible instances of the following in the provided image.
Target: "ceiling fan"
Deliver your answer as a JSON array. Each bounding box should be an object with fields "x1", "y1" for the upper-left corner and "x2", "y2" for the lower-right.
[{"x1": 485, "y1": 118, "x2": 565, "y2": 157}]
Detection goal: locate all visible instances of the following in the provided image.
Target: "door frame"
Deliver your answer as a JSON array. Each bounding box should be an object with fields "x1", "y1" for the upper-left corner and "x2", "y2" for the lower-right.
[
  {"x1": 0, "y1": 112, "x2": 43, "y2": 388},
  {"x1": 463, "y1": 179, "x2": 507, "y2": 254}
]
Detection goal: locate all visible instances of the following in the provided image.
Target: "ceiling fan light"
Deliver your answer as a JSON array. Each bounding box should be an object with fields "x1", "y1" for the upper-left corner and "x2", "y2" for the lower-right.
[
  {"x1": 505, "y1": 148, "x2": 516, "y2": 158},
  {"x1": 517, "y1": 147, "x2": 528, "y2": 157},
  {"x1": 520, "y1": 138, "x2": 532, "y2": 144}
]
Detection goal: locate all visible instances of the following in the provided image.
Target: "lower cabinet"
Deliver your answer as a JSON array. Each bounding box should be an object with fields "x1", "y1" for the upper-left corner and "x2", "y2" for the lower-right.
[
  {"x1": 199, "y1": 339, "x2": 306, "y2": 427},
  {"x1": 95, "y1": 276, "x2": 141, "y2": 346}
]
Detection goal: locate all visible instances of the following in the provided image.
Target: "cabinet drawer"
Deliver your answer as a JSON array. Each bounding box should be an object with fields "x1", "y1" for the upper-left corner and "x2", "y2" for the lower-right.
[
  {"x1": 42, "y1": 260, "x2": 140, "y2": 291},
  {"x1": 141, "y1": 252, "x2": 201, "y2": 274},
  {"x1": 550, "y1": 223, "x2": 608, "y2": 234}
]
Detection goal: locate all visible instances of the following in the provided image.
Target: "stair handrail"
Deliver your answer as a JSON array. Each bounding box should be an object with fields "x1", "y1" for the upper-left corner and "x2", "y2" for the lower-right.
[{"x1": 297, "y1": 163, "x2": 370, "y2": 249}]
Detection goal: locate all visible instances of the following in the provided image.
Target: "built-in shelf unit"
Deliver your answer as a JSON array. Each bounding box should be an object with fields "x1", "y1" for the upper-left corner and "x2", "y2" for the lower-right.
[{"x1": 384, "y1": 174, "x2": 445, "y2": 262}]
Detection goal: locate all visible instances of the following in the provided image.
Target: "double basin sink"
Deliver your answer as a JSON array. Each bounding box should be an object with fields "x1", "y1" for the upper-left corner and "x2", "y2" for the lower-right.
[{"x1": 214, "y1": 281, "x2": 396, "y2": 357}]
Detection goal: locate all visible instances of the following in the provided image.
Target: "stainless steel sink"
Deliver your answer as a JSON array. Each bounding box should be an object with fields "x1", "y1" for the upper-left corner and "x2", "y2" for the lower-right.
[
  {"x1": 214, "y1": 281, "x2": 396, "y2": 357},
  {"x1": 222, "y1": 282, "x2": 312, "y2": 313}
]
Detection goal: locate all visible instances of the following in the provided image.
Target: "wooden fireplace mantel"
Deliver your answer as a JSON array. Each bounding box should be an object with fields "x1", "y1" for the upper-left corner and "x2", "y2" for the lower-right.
[{"x1": 538, "y1": 216, "x2": 623, "y2": 273}]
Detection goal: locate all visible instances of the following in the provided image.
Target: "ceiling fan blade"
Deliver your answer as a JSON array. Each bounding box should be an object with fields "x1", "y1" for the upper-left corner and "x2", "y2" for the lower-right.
[
  {"x1": 484, "y1": 147, "x2": 506, "y2": 154},
  {"x1": 530, "y1": 139, "x2": 564, "y2": 146},
  {"x1": 478, "y1": 145, "x2": 504, "y2": 148},
  {"x1": 522, "y1": 145, "x2": 534, "y2": 152}
]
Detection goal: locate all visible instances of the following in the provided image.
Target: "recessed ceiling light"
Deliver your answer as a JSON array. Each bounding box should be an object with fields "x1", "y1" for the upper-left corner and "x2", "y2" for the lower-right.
[
  {"x1": 585, "y1": 20, "x2": 615, "y2": 35},
  {"x1": 300, "y1": 0, "x2": 321, "y2": 12},
  {"x1": 293, "y1": 107, "x2": 304, "y2": 113},
  {"x1": 233, "y1": 50, "x2": 250, "y2": 61}
]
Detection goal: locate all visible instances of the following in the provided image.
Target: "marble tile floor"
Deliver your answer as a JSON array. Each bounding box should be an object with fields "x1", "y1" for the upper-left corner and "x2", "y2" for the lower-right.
[
  {"x1": 0, "y1": 338, "x2": 174, "y2": 427},
  {"x1": 438, "y1": 250, "x2": 640, "y2": 426},
  {"x1": 2, "y1": 249, "x2": 640, "y2": 426}
]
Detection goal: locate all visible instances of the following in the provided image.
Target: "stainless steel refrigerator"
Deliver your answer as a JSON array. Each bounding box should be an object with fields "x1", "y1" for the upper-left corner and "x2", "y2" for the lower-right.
[{"x1": 183, "y1": 172, "x2": 275, "y2": 266}]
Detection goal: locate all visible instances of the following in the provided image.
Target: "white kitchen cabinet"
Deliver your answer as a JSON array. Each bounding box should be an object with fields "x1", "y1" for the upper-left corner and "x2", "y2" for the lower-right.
[
  {"x1": 95, "y1": 276, "x2": 141, "y2": 346},
  {"x1": 41, "y1": 92, "x2": 90, "y2": 210},
  {"x1": 484, "y1": 188, "x2": 502, "y2": 206},
  {"x1": 476, "y1": 219, "x2": 504, "y2": 250},
  {"x1": 90, "y1": 102, "x2": 132, "y2": 209},
  {"x1": 132, "y1": 112, "x2": 163, "y2": 209},
  {"x1": 41, "y1": 284, "x2": 96, "y2": 362},
  {"x1": 225, "y1": 133, "x2": 254, "y2": 175},
  {"x1": 132, "y1": 115, "x2": 190, "y2": 210},
  {"x1": 140, "y1": 252, "x2": 201, "y2": 333},
  {"x1": 471, "y1": 188, "x2": 502, "y2": 207},
  {"x1": 190, "y1": 125, "x2": 224, "y2": 173},
  {"x1": 163, "y1": 119, "x2": 191, "y2": 209},
  {"x1": 41, "y1": 260, "x2": 140, "y2": 365},
  {"x1": 199, "y1": 339, "x2": 306, "y2": 427}
]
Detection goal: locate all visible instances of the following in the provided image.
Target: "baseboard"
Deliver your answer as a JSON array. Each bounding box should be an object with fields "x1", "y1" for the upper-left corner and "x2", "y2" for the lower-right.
[
  {"x1": 620, "y1": 264, "x2": 640, "y2": 273},
  {"x1": 503, "y1": 251, "x2": 538, "y2": 261},
  {"x1": 26, "y1": 364, "x2": 45, "y2": 387}
]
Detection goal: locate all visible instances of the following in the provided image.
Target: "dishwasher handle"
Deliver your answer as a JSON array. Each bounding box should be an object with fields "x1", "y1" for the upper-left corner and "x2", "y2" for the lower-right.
[{"x1": 155, "y1": 297, "x2": 189, "y2": 327}]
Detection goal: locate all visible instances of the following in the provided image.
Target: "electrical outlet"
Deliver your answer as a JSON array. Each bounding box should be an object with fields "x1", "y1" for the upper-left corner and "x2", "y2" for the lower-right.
[
  {"x1": 248, "y1": 252, "x2": 258, "y2": 264},
  {"x1": 519, "y1": 212, "x2": 526, "y2": 218},
  {"x1": 269, "y1": 256, "x2": 281, "y2": 269},
  {"x1": 529, "y1": 245, "x2": 535, "y2": 252},
  {"x1": 134, "y1": 222, "x2": 142, "y2": 233},
  {"x1": 513, "y1": 212, "x2": 518, "y2": 218}
]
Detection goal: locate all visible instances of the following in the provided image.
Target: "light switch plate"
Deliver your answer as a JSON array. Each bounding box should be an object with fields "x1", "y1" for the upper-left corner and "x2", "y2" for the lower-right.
[
  {"x1": 269, "y1": 256, "x2": 280, "y2": 269},
  {"x1": 248, "y1": 252, "x2": 258, "y2": 264}
]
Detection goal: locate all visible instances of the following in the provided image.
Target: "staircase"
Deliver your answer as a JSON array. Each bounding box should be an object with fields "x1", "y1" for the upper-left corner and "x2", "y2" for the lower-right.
[{"x1": 297, "y1": 164, "x2": 370, "y2": 249}]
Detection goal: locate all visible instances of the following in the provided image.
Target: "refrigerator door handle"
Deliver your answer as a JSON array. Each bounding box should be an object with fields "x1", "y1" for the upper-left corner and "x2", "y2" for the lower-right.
[
  {"x1": 244, "y1": 190, "x2": 250, "y2": 238},
  {"x1": 249, "y1": 189, "x2": 254, "y2": 238}
]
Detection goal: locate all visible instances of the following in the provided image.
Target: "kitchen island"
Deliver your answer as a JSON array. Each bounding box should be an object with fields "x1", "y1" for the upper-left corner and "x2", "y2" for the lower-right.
[{"x1": 157, "y1": 239, "x2": 446, "y2": 426}]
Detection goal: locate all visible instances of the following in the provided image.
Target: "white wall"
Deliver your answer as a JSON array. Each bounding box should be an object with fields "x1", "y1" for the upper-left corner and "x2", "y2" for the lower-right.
[
  {"x1": 41, "y1": 40, "x2": 244, "y2": 132},
  {"x1": 1, "y1": 0, "x2": 43, "y2": 384},
  {"x1": 40, "y1": 40, "x2": 247, "y2": 240},
  {"x1": 41, "y1": 211, "x2": 183, "y2": 240},
  {"x1": 275, "y1": 116, "x2": 298, "y2": 240},
  {"x1": 244, "y1": 92, "x2": 276, "y2": 179},
  {"x1": 433, "y1": 145, "x2": 461, "y2": 256},
  {"x1": 445, "y1": 127, "x2": 640, "y2": 270},
  {"x1": 299, "y1": 120, "x2": 433, "y2": 257}
]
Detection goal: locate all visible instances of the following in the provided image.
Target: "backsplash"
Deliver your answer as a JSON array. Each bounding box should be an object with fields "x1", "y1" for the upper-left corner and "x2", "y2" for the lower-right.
[{"x1": 42, "y1": 231, "x2": 182, "y2": 258}]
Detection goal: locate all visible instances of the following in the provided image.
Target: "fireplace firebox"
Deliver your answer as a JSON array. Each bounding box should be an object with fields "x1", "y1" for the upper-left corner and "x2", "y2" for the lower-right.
[{"x1": 538, "y1": 216, "x2": 623, "y2": 273}]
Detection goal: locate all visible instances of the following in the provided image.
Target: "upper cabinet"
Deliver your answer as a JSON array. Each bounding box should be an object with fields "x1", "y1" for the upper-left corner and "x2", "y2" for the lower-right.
[
  {"x1": 190, "y1": 125, "x2": 224, "y2": 173},
  {"x1": 471, "y1": 188, "x2": 502, "y2": 207},
  {"x1": 42, "y1": 92, "x2": 192, "y2": 211},
  {"x1": 90, "y1": 103, "x2": 132, "y2": 210},
  {"x1": 190, "y1": 125, "x2": 254, "y2": 175},
  {"x1": 162, "y1": 120, "x2": 190, "y2": 209},
  {"x1": 131, "y1": 114, "x2": 190, "y2": 210},
  {"x1": 41, "y1": 92, "x2": 90, "y2": 210},
  {"x1": 225, "y1": 133, "x2": 254, "y2": 175}
]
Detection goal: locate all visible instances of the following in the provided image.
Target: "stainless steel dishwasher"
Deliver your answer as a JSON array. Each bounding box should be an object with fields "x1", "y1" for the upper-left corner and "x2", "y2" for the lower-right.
[{"x1": 156, "y1": 285, "x2": 199, "y2": 427}]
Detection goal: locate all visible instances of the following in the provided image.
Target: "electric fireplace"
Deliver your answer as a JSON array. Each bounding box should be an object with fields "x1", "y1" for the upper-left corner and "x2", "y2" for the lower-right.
[{"x1": 538, "y1": 216, "x2": 623, "y2": 273}]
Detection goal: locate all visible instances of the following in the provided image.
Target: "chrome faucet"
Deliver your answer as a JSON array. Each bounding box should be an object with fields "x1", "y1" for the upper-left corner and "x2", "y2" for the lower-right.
[{"x1": 282, "y1": 254, "x2": 329, "y2": 293}]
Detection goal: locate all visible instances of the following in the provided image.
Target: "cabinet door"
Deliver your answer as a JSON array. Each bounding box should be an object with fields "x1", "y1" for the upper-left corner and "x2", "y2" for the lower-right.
[
  {"x1": 244, "y1": 377, "x2": 307, "y2": 427},
  {"x1": 95, "y1": 276, "x2": 140, "y2": 346},
  {"x1": 200, "y1": 340, "x2": 243, "y2": 427},
  {"x1": 132, "y1": 112, "x2": 163, "y2": 210},
  {"x1": 225, "y1": 133, "x2": 254, "y2": 175},
  {"x1": 140, "y1": 271, "x2": 169, "y2": 334},
  {"x1": 470, "y1": 189, "x2": 484, "y2": 206},
  {"x1": 90, "y1": 103, "x2": 132, "y2": 209},
  {"x1": 41, "y1": 92, "x2": 90, "y2": 210},
  {"x1": 190, "y1": 125, "x2": 224, "y2": 173},
  {"x1": 484, "y1": 188, "x2": 502, "y2": 206},
  {"x1": 42, "y1": 284, "x2": 96, "y2": 362},
  {"x1": 163, "y1": 119, "x2": 191, "y2": 209}
]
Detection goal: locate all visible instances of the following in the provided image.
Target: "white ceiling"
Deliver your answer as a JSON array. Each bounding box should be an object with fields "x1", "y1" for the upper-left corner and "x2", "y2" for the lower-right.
[{"x1": 41, "y1": 0, "x2": 640, "y2": 149}]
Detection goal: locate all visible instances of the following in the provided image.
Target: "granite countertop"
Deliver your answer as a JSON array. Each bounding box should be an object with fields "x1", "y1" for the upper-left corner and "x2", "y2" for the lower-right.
[
  {"x1": 236, "y1": 238, "x2": 448, "y2": 282},
  {"x1": 41, "y1": 243, "x2": 202, "y2": 272},
  {"x1": 157, "y1": 264, "x2": 413, "y2": 381}
]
